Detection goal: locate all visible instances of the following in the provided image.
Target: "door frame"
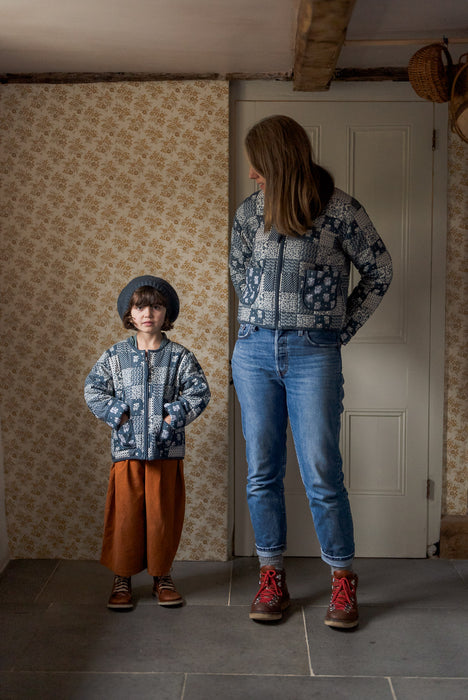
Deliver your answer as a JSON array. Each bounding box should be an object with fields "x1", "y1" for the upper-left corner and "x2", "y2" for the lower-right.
[{"x1": 228, "y1": 80, "x2": 447, "y2": 555}]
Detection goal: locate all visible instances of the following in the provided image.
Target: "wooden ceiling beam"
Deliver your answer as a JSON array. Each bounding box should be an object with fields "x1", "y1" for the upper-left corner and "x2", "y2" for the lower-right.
[{"x1": 294, "y1": 0, "x2": 357, "y2": 91}]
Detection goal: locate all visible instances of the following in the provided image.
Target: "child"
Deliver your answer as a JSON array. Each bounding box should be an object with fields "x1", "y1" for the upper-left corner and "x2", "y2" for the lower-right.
[{"x1": 84, "y1": 275, "x2": 210, "y2": 610}]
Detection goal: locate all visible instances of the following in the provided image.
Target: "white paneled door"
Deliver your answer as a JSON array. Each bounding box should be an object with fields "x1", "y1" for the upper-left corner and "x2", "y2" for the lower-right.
[{"x1": 232, "y1": 85, "x2": 446, "y2": 558}]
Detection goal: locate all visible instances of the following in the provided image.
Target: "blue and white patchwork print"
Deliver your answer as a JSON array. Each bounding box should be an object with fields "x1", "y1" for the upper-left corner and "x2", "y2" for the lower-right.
[
  {"x1": 84, "y1": 335, "x2": 210, "y2": 462},
  {"x1": 229, "y1": 188, "x2": 393, "y2": 344}
]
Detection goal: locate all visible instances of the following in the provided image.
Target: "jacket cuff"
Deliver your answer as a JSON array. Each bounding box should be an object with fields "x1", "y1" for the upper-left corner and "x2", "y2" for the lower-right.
[
  {"x1": 107, "y1": 401, "x2": 129, "y2": 428},
  {"x1": 340, "y1": 329, "x2": 351, "y2": 345}
]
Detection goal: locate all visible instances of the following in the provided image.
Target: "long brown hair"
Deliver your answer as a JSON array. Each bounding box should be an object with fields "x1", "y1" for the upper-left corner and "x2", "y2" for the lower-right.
[{"x1": 245, "y1": 115, "x2": 334, "y2": 236}]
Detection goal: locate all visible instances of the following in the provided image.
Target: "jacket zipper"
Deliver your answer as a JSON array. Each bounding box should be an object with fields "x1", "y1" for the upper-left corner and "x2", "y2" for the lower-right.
[
  {"x1": 274, "y1": 235, "x2": 285, "y2": 326},
  {"x1": 143, "y1": 350, "x2": 149, "y2": 458}
]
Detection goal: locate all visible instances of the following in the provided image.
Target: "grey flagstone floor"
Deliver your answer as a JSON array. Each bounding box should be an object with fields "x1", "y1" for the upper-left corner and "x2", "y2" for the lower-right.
[{"x1": 1, "y1": 556, "x2": 467, "y2": 699}]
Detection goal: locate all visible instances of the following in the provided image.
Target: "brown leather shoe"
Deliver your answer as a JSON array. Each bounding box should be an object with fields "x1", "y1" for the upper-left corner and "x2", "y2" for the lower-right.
[
  {"x1": 249, "y1": 566, "x2": 290, "y2": 621},
  {"x1": 324, "y1": 570, "x2": 359, "y2": 628},
  {"x1": 152, "y1": 575, "x2": 183, "y2": 606},
  {"x1": 107, "y1": 575, "x2": 133, "y2": 610}
]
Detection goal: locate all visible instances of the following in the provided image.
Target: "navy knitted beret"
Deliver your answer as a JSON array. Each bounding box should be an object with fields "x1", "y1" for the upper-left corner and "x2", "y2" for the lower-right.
[{"x1": 117, "y1": 275, "x2": 180, "y2": 323}]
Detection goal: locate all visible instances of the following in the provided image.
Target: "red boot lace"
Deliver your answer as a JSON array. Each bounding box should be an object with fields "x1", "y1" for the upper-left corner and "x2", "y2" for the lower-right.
[
  {"x1": 255, "y1": 569, "x2": 281, "y2": 604},
  {"x1": 330, "y1": 575, "x2": 355, "y2": 611}
]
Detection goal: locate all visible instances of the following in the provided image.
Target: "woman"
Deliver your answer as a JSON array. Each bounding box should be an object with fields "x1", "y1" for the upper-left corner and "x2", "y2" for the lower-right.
[{"x1": 230, "y1": 115, "x2": 392, "y2": 628}]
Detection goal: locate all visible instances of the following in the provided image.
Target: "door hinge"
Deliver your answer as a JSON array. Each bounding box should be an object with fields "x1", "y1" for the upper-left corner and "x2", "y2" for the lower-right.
[
  {"x1": 432, "y1": 129, "x2": 437, "y2": 151},
  {"x1": 427, "y1": 478, "x2": 435, "y2": 499}
]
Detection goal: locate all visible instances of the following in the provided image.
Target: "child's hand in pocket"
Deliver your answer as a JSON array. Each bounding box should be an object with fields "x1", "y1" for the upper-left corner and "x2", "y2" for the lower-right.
[{"x1": 119, "y1": 412, "x2": 129, "y2": 427}]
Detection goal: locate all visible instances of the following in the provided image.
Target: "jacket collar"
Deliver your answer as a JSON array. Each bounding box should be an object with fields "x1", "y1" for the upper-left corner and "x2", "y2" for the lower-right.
[{"x1": 127, "y1": 334, "x2": 169, "y2": 352}]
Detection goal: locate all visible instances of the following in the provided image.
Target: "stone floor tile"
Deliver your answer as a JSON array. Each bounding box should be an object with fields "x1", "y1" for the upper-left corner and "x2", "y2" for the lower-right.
[
  {"x1": 303, "y1": 605, "x2": 468, "y2": 678},
  {"x1": 184, "y1": 673, "x2": 394, "y2": 700},
  {"x1": 0, "y1": 605, "x2": 48, "y2": 671},
  {"x1": 451, "y1": 559, "x2": 468, "y2": 584},
  {"x1": 15, "y1": 602, "x2": 310, "y2": 675},
  {"x1": 0, "y1": 560, "x2": 59, "y2": 604},
  {"x1": 0, "y1": 671, "x2": 184, "y2": 700},
  {"x1": 391, "y1": 677, "x2": 468, "y2": 700}
]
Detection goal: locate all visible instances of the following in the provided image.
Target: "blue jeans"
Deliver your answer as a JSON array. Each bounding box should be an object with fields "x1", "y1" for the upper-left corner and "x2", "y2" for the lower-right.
[{"x1": 232, "y1": 324, "x2": 354, "y2": 569}]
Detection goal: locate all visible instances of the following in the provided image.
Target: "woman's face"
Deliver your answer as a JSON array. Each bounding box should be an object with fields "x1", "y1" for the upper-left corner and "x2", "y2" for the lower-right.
[{"x1": 248, "y1": 164, "x2": 266, "y2": 191}]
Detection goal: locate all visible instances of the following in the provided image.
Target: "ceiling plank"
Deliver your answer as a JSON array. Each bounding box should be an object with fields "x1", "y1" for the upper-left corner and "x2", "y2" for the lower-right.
[
  {"x1": 0, "y1": 71, "x2": 293, "y2": 84},
  {"x1": 0, "y1": 72, "x2": 222, "y2": 84},
  {"x1": 334, "y1": 67, "x2": 408, "y2": 82},
  {"x1": 0, "y1": 68, "x2": 409, "y2": 85},
  {"x1": 294, "y1": 0, "x2": 357, "y2": 91}
]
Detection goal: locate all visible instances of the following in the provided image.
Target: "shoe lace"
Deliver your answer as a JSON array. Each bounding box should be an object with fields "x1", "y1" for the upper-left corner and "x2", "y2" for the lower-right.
[
  {"x1": 255, "y1": 569, "x2": 281, "y2": 604},
  {"x1": 155, "y1": 574, "x2": 176, "y2": 591},
  {"x1": 330, "y1": 575, "x2": 355, "y2": 611},
  {"x1": 113, "y1": 575, "x2": 130, "y2": 594}
]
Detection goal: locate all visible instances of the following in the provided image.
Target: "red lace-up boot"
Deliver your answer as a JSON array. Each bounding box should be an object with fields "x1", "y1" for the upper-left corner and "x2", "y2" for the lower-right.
[
  {"x1": 249, "y1": 566, "x2": 290, "y2": 621},
  {"x1": 324, "y1": 570, "x2": 359, "y2": 628}
]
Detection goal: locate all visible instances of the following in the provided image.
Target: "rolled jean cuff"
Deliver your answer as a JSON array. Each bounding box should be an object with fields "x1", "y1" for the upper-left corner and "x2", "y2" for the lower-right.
[
  {"x1": 256, "y1": 545, "x2": 286, "y2": 558},
  {"x1": 321, "y1": 549, "x2": 354, "y2": 570}
]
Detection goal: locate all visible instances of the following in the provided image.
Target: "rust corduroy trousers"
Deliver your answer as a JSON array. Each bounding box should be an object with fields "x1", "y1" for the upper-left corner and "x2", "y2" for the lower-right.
[{"x1": 100, "y1": 458, "x2": 185, "y2": 577}]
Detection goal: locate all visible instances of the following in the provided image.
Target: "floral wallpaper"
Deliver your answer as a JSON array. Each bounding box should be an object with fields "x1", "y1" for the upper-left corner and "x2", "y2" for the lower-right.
[
  {"x1": 0, "y1": 81, "x2": 230, "y2": 559},
  {"x1": 444, "y1": 131, "x2": 468, "y2": 516}
]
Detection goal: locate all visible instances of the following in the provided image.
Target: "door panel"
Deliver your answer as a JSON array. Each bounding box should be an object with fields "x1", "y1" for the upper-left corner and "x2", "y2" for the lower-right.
[{"x1": 233, "y1": 97, "x2": 435, "y2": 557}]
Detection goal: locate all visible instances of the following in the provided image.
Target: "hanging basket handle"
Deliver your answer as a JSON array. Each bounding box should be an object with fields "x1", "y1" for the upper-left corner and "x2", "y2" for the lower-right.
[{"x1": 408, "y1": 42, "x2": 454, "y2": 103}]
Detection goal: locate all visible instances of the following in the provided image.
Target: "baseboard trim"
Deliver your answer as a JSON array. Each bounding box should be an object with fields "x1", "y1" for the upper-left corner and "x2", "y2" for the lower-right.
[{"x1": 439, "y1": 515, "x2": 468, "y2": 558}]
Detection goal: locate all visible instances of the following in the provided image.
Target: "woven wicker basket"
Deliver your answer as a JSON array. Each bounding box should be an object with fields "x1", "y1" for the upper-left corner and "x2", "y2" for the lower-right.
[
  {"x1": 408, "y1": 43, "x2": 453, "y2": 103},
  {"x1": 450, "y1": 54, "x2": 468, "y2": 143}
]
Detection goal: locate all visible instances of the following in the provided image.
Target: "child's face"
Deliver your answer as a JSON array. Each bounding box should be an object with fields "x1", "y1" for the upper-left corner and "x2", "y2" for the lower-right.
[{"x1": 131, "y1": 303, "x2": 167, "y2": 336}]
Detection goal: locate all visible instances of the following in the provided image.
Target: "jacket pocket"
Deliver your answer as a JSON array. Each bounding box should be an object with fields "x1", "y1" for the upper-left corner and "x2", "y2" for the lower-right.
[
  {"x1": 115, "y1": 421, "x2": 136, "y2": 449},
  {"x1": 302, "y1": 266, "x2": 340, "y2": 312},
  {"x1": 240, "y1": 261, "x2": 263, "y2": 305},
  {"x1": 158, "y1": 419, "x2": 174, "y2": 445}
]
